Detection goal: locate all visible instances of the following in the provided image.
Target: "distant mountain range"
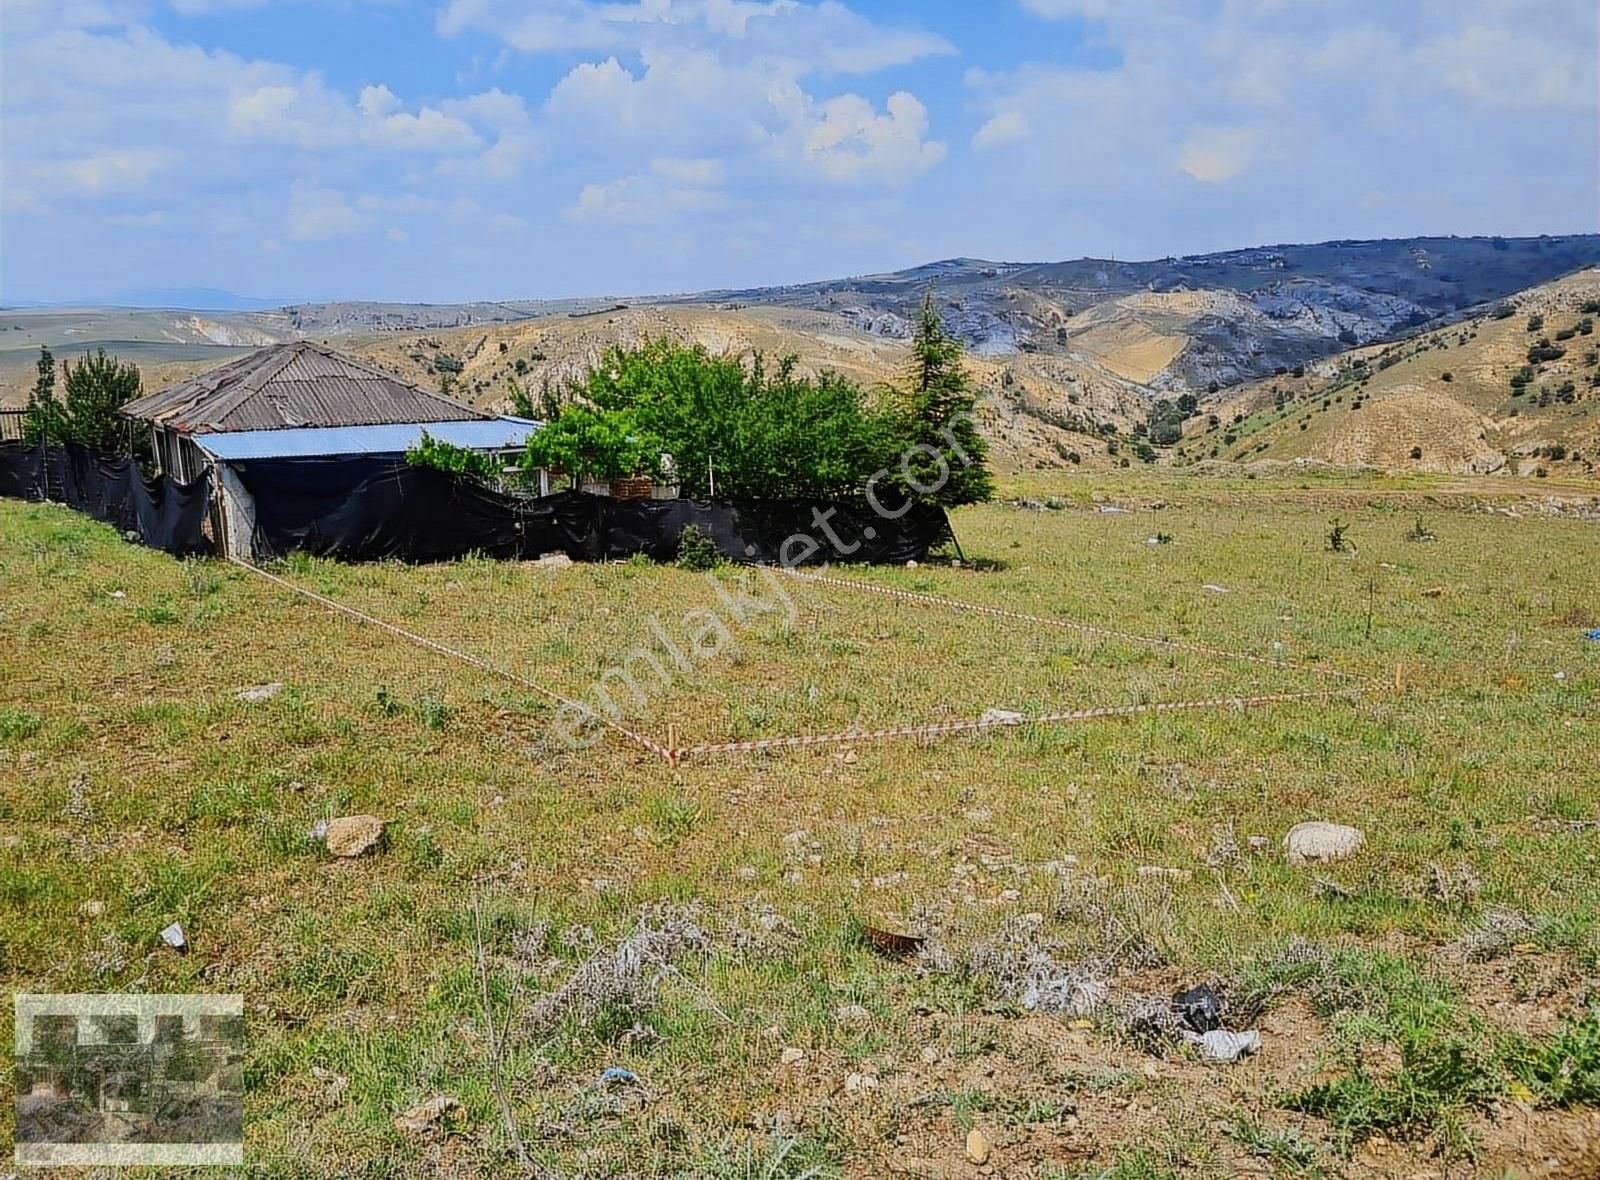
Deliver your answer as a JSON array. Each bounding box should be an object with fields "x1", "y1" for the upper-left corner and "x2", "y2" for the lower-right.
[
  {"x1": 5, "y1": 287, "x2": 289, "y2": 312},
  {"x1": 4, "y1": 234, "x2": 1599, "y2": 476}
]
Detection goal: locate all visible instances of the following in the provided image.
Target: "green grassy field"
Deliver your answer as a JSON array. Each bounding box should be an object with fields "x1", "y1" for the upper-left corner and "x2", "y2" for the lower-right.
[{"x1": 3, "y1": 478, "x2": 1599, "y2": 1177}]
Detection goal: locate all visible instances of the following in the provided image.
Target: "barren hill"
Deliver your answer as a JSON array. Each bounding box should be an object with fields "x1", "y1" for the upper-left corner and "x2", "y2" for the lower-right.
[{"x1": 1189, "y1": 269, "x2": 1600, "y2": 478}]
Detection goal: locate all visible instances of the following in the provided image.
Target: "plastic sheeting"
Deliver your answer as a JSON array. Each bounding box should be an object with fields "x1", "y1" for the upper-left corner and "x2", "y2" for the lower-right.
[
  {"x1": 0, "y1": 441, "x2": 214, "y2": 557},
  {"x1": 229, "y1": 457, "x2": 953, "y2": 565}
]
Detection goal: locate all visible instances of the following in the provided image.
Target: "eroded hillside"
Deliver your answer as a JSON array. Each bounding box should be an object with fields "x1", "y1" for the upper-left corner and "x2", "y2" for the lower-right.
[{"x1": 1189, "y1": 269, "x2": 1600, "y2": 478}]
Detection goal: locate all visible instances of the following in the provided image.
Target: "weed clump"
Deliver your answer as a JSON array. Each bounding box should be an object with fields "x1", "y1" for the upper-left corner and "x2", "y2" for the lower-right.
[
  {"x1": 523, "y1": 903, "x2": 711, "y2": 1032},
  {"x1": 1456, "y1": 908, "x2": 1536, "y2": 963},
  {"x1": 675, "y1": 523, "x2": 723, "y2": 571}
]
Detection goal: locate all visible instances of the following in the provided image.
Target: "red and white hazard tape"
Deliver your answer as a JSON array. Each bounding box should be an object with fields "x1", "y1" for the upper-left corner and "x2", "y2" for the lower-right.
[
  {"x1": 230, "y1": 558, "x2": 670, "y2": 759},
  {"x1": 237, "y1": 557, "x2": 1384, "y2": 765},
  {"x1": 673, "y1": 685, "x2": 1360, "y2": 760},
  {"x1": 779, "y1": 568, "x2": 1379, "y2": 687}
]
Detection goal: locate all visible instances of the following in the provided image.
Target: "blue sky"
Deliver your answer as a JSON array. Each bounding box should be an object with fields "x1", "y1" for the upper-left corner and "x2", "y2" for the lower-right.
[{"x1": 2, "y1": 0, "x2": 1596, "y2": 304}]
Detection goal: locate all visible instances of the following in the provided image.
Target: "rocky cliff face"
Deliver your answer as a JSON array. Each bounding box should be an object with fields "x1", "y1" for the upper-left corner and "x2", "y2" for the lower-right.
[{"x1": 693, "y1": 235, "x2": 1600, "y2": 394}]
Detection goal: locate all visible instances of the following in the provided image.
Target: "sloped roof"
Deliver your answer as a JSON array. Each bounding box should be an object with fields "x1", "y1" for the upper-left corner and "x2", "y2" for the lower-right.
[{"x1": 121, "y1": 341, "x2": 491, "y2": 433}]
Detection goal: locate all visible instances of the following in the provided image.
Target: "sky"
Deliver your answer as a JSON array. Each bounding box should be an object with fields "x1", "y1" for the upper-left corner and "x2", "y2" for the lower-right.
[{"x1": 2, "y1": 0, "x2": 1597, "y2": 304}]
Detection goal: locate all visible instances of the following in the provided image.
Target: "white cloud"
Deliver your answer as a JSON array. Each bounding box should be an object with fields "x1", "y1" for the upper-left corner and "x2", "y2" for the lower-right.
[
  {"x1": 438, "y1": 0, "x2": 953, "y2": 74},
  {"x1": 287, "y1": 184, "x2": 367, "y2": 241},
  {"x1": 52, "y1": 149, "x2": 175, "y2": 192},
  {"x1": 568, "y1": 169, "x2": 729, "y2": 224},
  {"x1": 803, "y1": 92, "x2": 945, "y2": 185},
  {"x1": 968, "y1": 0, "x2": 1597, "y2": 247},
  {"x1": 569, "y1": 175, "x2": 650, "y2": 223},
  {"x1": 1177, "y1": 126, "x2": 1254, "y2": 183},
  {"x1": 651, "y1": 156, "x2": 725, "y2": 186},
  {"x1": 972, "y1": 110, "x2": 1030, "y2": 150},
  {"x1": 357, "y1": 84, "x2": 402, "y2": 119}
]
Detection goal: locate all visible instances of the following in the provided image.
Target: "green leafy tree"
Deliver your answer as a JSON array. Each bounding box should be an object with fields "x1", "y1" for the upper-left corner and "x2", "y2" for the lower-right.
[
  {"x1": 405, "y1": 431, "x2": 504, "y2": 483},
  {"x1": 62, "y1": 349, "x2": 144, "y2": 451},
  {"x1": 23, "y1": 346, "x2": 65, "y2": 444},
  {"x1": 522, "y1": 405, "x2": 665, "y2": 488},
  {"x1": 1146, "y1": 398, "x2": 1185, "y2": 446},
  {"x1": 562, "y1": 339, "x2": 901, "y2": 500},
  {"x1": 892, "y1": 294, "x2": 993, "y2": 507}
]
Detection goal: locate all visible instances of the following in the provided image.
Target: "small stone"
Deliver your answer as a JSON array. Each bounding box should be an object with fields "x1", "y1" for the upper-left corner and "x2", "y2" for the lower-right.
[
  {"x1": 534, "y1": 552, "x2": 574, "y2": 570},
  {"x1": 843, "y1": 1071, "x2": 878, "y2": 1093},
  {"x1": 109, "y1": 590, "x2": 126, "y2": 599},
  {"x1": 779, "y1": 1046, "x2": 806, "y2": 1066},
  {"x1": 1201, "y1": 583, "x2": 1229, "y2": 594},
  {"x1": 835, "y1": 1004, "x2": 870, "y2": 1024},
  {"x1": 324, "y1": 815, "x2": 385, "y2": 858},
  {"x1": 1285, "y1": 821, "x2": 1366, "y2": 866},
  {"x1": 920, "y1": 1044, "x2": 939, "y2": 1063},
  {"x1": 1247, "y1": 835, "x2": 1270, "y2": 852},
  {"x1": 965, "y1": 1128, "x2": 991, "y2": 1165},
  {"x1": 79, "y1": 900, "x2": 105, "y2": 917},
  {"x1": 237, "y1": 682, "x2": 284, "y2": 702},
  {"x1": 393, "y1": 1092, "x2": 463, "y2": 1138}
]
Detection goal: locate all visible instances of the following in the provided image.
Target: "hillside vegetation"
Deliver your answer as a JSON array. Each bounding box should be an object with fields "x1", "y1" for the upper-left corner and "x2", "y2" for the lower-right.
[
  {"x1": 1193, "y1": 269, "x2": 1600, "y2": 478},
  {"x1": 5, "y1": 236, "x2": 1600, "y2": 477}
]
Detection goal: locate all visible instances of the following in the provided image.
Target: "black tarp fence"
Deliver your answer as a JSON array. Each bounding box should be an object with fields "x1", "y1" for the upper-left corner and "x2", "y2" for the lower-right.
[
  {"x1": 0, "y1": 440, "x2": 213, "y2": 556},
  {"x1": 229, "y1": 456, "x2": 954, "y2": 566}
]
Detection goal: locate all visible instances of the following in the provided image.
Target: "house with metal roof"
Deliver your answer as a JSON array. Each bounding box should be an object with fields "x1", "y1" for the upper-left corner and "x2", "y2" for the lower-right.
[{"x1": 121, "y1": 341, "x2": 542, "y2": 558}]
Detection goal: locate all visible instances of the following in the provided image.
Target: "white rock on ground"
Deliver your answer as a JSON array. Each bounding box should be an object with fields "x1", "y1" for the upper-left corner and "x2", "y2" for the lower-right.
[
  {"x1": 237, "y1": 682, "x2": 284, "y2": 702},
  {"x1": 1284, "y1": 821, "x2": 1366, "y2": 866},
  {"x1": 324, "y1": 815, "x2": 385, "y2": 858}
]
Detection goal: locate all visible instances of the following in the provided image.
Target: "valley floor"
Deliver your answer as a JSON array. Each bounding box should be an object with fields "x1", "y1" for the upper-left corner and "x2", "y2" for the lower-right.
[{"x1": 3, "y1": 472, "x2": 1598, "y2": 1177}]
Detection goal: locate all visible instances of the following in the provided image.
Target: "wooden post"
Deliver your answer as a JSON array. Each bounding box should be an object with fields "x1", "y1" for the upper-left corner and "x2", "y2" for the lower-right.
[{"x1": 667, "y1": 723, "x2": 678, "y2": 765}]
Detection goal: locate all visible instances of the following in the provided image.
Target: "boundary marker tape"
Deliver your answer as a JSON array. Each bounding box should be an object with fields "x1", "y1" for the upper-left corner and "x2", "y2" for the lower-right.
[
  {"x1": 234, "y1": 557, "x2": 1388, "y2": 764},
  {"x1": 229, "y1": 558, "x2": 670, "y2": 759}
]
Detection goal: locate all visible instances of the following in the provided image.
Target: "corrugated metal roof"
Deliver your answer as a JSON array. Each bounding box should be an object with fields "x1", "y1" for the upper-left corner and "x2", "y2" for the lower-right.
[
  {"x1": 121, "y1": 341, "x2": 492, "y2": 433},
  {"x1": 193, "y1": 418, "x2": 542, "y2": 460}
]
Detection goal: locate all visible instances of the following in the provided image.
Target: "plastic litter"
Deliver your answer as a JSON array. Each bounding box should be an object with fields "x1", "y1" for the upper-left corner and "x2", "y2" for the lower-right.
[
  {"x1": 599, "y1": 1067, "x2": 639, "y2": 1088},
  {"x1": 1171, "y1": 984, "x2": 1222, "y2": 1033},
  {"x1": 1184, "y1": 1028, "x2": 1260, "y2": 1063},
  {"x1": 160, "y1": 922, "x2": 188, "y2": 953},
  {"x1": 1585, "y1": 629, "x2": 1600, "y2": 643}
]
